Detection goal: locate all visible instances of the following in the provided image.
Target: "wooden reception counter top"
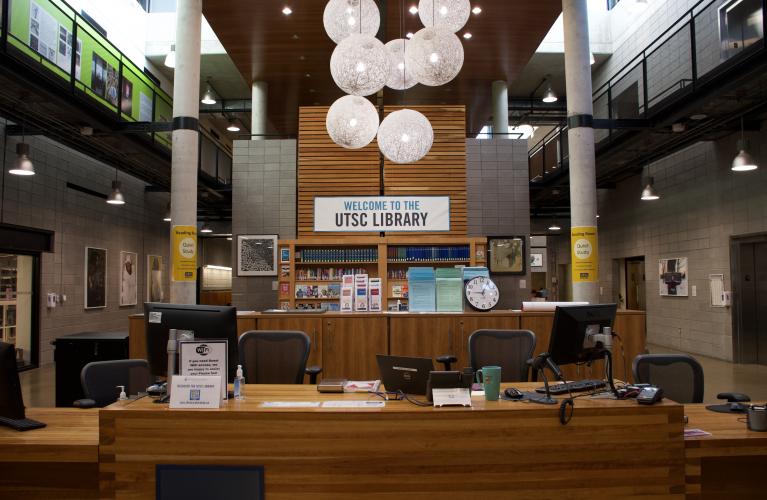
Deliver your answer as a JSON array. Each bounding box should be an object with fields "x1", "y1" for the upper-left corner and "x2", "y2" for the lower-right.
[{"x1": 129, "y1": 309, "x2": 647, "y2": 381}]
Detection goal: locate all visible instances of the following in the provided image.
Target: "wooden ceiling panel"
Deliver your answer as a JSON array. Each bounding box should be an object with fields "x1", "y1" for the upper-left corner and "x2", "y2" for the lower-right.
[{"x1": 203, "y1": 0, "x2": 561, "y2": 135}]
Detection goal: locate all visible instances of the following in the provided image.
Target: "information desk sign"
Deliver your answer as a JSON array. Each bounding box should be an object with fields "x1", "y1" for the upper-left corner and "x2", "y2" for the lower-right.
[
  {"x1": 169, "y1": 376, "x2": 222, "y2": 409},
  {"x1": 179, "y1": 340, "x2": 228, "y2": 400}
]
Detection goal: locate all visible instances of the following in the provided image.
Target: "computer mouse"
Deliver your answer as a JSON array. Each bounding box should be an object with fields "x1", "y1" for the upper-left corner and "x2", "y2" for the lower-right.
[{"x1": 504, "y1": 387, "x2": 524, "y2": 400}]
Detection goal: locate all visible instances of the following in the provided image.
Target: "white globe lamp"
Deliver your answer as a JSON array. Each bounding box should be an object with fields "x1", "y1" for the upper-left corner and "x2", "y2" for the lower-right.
[
  {"x1": 384, "y1": 39, "x2": 417, "y2": 90},
  {"x1": 330, "y1": 33, "x2": 390, "y2": 96},
  {"x1": 406, "y1": 27, "x2": 464, "y2": 87},
  {"x1": 326, "y1": 95, "x2": 380, "y2": 149},
  {"x1": 377, "y1": 109, "x2": 434, "y2": 164},
  {"x1": 418, "y1": 0, "x2": 471, "y2": 33},
  {"x1": 323, "y1": 0, "x2": 381, "y2": 44}
]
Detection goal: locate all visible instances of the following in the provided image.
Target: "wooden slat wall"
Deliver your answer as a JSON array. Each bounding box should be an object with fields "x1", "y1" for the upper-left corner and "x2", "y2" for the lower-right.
[
  {"x1": 297, "y1": 106, "x2": 381, "y2": 237},
  {"x1": 383, "y1": 105, "x2": 467, "y2": 236}
]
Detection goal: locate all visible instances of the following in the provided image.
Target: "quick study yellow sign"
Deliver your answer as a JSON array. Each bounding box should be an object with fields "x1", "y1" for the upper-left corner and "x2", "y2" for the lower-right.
[
  {"x1": 172, "y1": 225, "x2": 197, "y2": 282},
  {"x1": 571, "y1": 226, "x2": 598, "y2": 283}
]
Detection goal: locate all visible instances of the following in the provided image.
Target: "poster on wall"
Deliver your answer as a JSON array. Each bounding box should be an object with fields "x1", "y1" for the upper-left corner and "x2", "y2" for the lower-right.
[
  {"x1": 237, "y1": 235, "x2": 277, "y2": 276},
  {"x1": 530, "y1": 252, "x2": 544, "y2": 268},
  {"x1": 139, "y1": 92, "x2": 152, "y2": 122},
  {"x1": 571, "y1": 226, "x2": 599, "y2": 283},
  {"x1": 119, "y1": 251, "x2": 138, "y2": 307},
  {"x1": 29, "y1": 1, "x2": 74, "y2": 73},
  {"x1": 147, "y1": 255, "x2": 165, "y2": 302},
  {"x1": 488, "y1": 237, "x2": 526, "y2": 275},
  {"x1": 106, "y1": 63, "x2": 119, "y2": 106},
  {"x1": 121, "y1": 79, "x2": 133, "y2": 115},
  {"x1": 659, "y1": 257, "x2": 688, "y2": 297},
  {"x1": 172, "y1": 226, "x2": 197, "y2": 282},
  {"x1": 85, "y1": 247, "x2": 107, "y2": 309},
  {"x1": 91, "y1": 53, "x2": 106, "y2": 96}
]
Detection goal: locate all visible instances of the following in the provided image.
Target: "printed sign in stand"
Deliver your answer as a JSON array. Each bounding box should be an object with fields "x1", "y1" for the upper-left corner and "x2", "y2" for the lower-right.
[
  {"x1": 314, "y1": 196, "x2": 450, "y2": 233},
  {"x1": 178, "y1": 340, "x2": 228, "y2": 401},
  {"x1": 169, "y1": 376, "x2": 222, "y2": 409}
]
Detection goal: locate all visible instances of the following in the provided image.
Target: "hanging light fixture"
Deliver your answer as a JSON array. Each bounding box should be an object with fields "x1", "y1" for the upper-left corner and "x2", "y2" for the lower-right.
[
  {"x1": 226, "y1": 118, "x2": 241, "y2": 132},
  {"x1": 640, "y1": 174, "x2": 660, "y2": 201},
  {"x1": 418, "y1": 0, "x2": 471, "y2": 33},
  {"x1": 201, "y1": 81, "x2": 217, "y2": 105},
  {"x1": 732, "y1": 117, "x2": 758, "y2": 172},
  {"x1": 9, "y1": 142, "x2": 35, "y2": 176},
  {"x1": 377, "y1": 109, "x2": 434, "y2": 164},
  {"x1": 164, "y1": 44, "x2": 175, "y2": 68},
  {"x1": 107, "y1": 180, "x2": 125, "y2": 205},
  {"x1": 406, "y1": 26, "x2": 464, "y2": 86},
  {"x1": 200, "y1": 222, "x2": 213, "y2": 233},
  {"x1": 542, "y1": 78, "x2": 558, "y2": 103},
  {"x1": 330, "y1": 33, "x2": 390, "y2": 96},
  {"x1": 548, "y1": 220, "x2": 561, "y2": 231},
  {"x1": 326, "y1": 95, "x2": 380, "y2": 149},
  {"x1": 590, "y1": 52, "x2": 596, "y2": 65},
  {"x1": 163, "y1": 203, "x2": 171, "y2": 222},
  {"x1": 323, "y1": 0, "x2": 381, "y2": 44},
  {"x1": 384, "y1": 38, "x2": 417, "y2": 90}
]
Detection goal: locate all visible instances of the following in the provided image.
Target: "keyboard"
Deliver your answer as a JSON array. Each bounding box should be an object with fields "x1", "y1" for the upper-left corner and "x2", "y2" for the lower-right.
[
  {"x1": 0, "y1": 416, "x2": 47, "y2": 431},
  {"x1": 535, "y1": 379, "x2": 606, "y2": 395}
]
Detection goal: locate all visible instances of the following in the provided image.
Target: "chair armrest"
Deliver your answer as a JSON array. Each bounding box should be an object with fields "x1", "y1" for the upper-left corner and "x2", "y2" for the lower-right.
[
  {"x1": 73, "y1": 398, "x2": 97, "y2": 409},
  {"x1": 436, "y1": 355, "x2": 458, "y2": 371},
  {"x1": 306, "y1": 366, "x2": 323, "y2": 385},
  {"x1": 717, "y1": 392, "x2": 751, "y2": 403}
]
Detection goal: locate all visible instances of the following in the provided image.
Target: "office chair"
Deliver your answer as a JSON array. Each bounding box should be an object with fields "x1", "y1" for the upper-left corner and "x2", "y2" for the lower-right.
[
  {"x1": 75, "y1": 359, "x2": 152, "y2": 408},
  {"x1": 632, "y1": 353, "x2": 704, "y2": 404},
  {"x1": 238, "y1": 330, "x2": 322, "y2": 384},
  {"x1": 469, "y1": 330, "x2": 537, "y2": 382}
]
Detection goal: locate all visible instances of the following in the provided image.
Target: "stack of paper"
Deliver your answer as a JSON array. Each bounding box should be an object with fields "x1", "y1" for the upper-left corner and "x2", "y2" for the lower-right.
[
  {"x1": 408, "y1": 267, "x2": 436, "y2": 312},
  {"x1": 436, "y1": 267, "x2": 464, "y2": 312}
]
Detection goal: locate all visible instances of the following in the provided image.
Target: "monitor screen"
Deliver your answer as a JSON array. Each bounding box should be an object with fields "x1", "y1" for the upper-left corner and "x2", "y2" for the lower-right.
[
  {"x1": 144, "y1": 303, "x2": 238, "y2": 380},
  {"x1": 548, "y1": 304, "x2": 618, "y2": 366},
  {"x1": 0, "y1": 342, "x2": 26, "y2": 420}
]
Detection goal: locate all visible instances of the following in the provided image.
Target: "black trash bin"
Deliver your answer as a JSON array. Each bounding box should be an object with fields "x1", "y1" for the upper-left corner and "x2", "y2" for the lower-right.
[{"x1": 52, "y1": 331, "x2": 129, "y2": 407}]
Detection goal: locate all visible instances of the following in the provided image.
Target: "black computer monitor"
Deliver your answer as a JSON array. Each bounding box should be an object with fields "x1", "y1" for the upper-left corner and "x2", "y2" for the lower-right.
[
  {"x1": 0, "y1": 342, "x2": 25, "y2": 420},
  {"x1": 548, "y1": 304, "x2": 618, "y2": 366},
  {"x1": 144, "y1": 303, "x2": 238, "y2": 380}
]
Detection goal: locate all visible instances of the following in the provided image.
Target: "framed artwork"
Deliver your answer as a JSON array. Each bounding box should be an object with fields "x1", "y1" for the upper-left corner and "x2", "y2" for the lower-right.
[
  {"x1": 530, "y1": 252, "x2": 544, "y2": 268},
  {"x1": 659, "y1": 257, "x2": 688, "y2": 296},
  {"x1": 488, "y1": 237, "x2": 526, "y2": 275},
  {"x1": 237, "y1": 235, "x2": 278, "y2": 276},
  {"x1": 85, "y1": 247, "x2": 107, "y2": 309},
  {"x1": 119, "y1": 251, "x2": 138, "y2": 306},
  {"x1": 147, "y1": 255, "x2": 165, "y2": 303},
  {"x1": 280, "y1": 248, "x2": 290, "y2": 263}
]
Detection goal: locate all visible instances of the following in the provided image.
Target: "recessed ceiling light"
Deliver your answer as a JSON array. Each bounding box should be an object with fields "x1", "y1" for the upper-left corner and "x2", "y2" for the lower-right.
[
  {"x1": 309, "y1": 88, "x2": 316, "y2": 93},
  {"x1": 305, "y1": 73, "x2": 311, "y2": 78},
  {"x1": 409, "y1": 5, "x2": 418, "y2": 14},
  {"x1": 472, "y1": 6, "x2": 482, "y2": 14},
  {"x1": 463, "y1": 32, "x2": 472, "y2": 39},
  {"x1": 406, "y1": 32, "x2": 414, "y2": 39},
  {"x1": 292, "y1": 34, "x2": 299, "y2": 39},
  {"x1": 299, "y1": 55, "x2": 306, "y2": 60},
  {"x1": 282, "y1": 6, "x2": 292, "y2": 15}
]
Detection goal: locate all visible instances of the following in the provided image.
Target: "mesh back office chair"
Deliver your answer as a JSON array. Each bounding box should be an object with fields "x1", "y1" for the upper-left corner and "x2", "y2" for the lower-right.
[
  {"x1": 632, "y1": 354, "x2": 704, "y2": 404},
  {"x1": 238, "y1": 331, "x2": 322, "y2": 384},
  {"x1": 469, "y1": 330, "x2": 537, "y2": 382},
  {"x1": 76, "y1": 359, "x2": 152, "y2": 408}
]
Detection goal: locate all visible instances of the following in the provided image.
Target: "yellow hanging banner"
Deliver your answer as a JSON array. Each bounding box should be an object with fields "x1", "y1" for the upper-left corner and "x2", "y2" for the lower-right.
[
  {"x1": 172, "y1": 225, "x2": 197, "y2": 282},
  {"x1": 571, "y1": 226, "x2": 598, "y2": 283}
]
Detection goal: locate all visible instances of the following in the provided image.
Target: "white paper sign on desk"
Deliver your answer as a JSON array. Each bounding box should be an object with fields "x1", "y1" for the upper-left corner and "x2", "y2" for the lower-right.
[
  {"x1": 179, "y1": 340, "x2": 228, "y2": 400},
  {"x1": 169, "y1": 376, "x2": 222, "y2": 409},
  {"x1": 432, "y1": 388, "x2": 472, "y2": 407}
]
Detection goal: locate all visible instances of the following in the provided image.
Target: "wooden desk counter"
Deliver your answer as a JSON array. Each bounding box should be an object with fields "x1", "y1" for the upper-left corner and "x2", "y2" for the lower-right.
[
  {"x1": 684, "y1": 404, "x2": 767, "y2": 499},
  {"x1": 0, "y1": 408, "x2": 99, "y2": 499},
  {"x1": 100, "y1": 383, "x2": 684, "y2": 499}
]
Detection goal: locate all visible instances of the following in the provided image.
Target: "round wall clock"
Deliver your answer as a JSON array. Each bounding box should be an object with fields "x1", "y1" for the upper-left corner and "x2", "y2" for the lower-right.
[{"x1": 465, "y1": 276, "x2": 500, "y2": 311}]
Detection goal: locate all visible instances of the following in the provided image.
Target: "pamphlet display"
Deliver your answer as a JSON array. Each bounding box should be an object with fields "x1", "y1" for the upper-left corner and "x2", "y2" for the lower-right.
[
  {"x1": 340, "y1": 275, "x2": 354, "y2": 312},
  {"x1": 369, "y1": 278, "x2": 382, "y2": 312},
  {"x1": 436, "y1": 268, "x2": 463, "y2": 312},
  {"x1": 354, "y1": 274, "x2": 369, "y2": 311},
  {"x1": 408, "y1": 267, "x2": 436, "y2": 312},
  {"x1": 179, "y1": 340, "x2": 228, "y2": 400}
]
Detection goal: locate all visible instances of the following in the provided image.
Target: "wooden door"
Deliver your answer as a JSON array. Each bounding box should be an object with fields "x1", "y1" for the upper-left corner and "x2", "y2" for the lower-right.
[
  {"x1": 322, "y1": 316, "x2": 387, "y2": 379},
  {"x1": 257, "y1": 317, "x2": 323, "y2": 382}
]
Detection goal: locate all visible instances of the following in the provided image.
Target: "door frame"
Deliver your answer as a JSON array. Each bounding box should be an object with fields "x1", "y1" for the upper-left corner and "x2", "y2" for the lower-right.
[
  {"x1": 624, "y1": 256, "x2": 646, "y2": 311},
  {"x1": 730, "y1": 232, "x2": 767, "y2": 364},
  {"x1": 0, "y1": 250, "x2": 42, "y2": 371}
]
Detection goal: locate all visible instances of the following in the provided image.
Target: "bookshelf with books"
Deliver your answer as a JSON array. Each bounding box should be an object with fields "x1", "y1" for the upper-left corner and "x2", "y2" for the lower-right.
[{"x1": 277, "y1": 237, "x2": 486, "y2": 310}]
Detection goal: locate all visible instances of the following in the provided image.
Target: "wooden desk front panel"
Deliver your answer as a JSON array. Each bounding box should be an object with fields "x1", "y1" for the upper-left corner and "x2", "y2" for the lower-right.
[
  {"x1": 99, "y1": 386, "x2": 685, "y2": 499},
  {"x1": 321, "y1": 316, "x2": 387, "y2": 379}
]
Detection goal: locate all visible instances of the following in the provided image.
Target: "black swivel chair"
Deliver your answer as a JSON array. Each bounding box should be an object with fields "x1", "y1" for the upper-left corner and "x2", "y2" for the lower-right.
[
  {"x1": 75, "y1": 359, "x2": 152, "y2": 408},
  {"x1": 469, "y1": 329, "x2": 537, "y2": 382},
  {"x1": 632, "y1": 353, "x2": 704, "y2": 404},
  {"x1": 238, "y1": 330, "x2": 322, "y2": 384}
]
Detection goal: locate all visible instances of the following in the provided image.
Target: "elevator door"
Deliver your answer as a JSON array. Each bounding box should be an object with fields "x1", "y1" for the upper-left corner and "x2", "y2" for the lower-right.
[{"x1": 738, "y1": 242, "x2": 767, "y2": 365}]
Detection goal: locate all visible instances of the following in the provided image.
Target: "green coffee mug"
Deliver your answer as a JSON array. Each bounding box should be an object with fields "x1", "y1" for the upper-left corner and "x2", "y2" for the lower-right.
[{"x1": 475, "y1": 366, "x2": 502, "y2": 401}]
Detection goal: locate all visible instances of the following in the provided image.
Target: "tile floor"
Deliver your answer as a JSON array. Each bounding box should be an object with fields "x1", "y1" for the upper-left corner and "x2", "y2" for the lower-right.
[{"x1": 18, "y1": 348, "x2": 767, "y2": 406}]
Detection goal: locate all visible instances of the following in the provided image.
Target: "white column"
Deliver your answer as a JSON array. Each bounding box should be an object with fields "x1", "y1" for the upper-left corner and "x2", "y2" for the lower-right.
[
  {"x1": 563, "y1": 0, "x2": 599, "y2": 304},
  {"x1": 251, "y1": 81, "x2": 268, "y2": 139},
  {"x1": 169, "y1": 0, "x2": 202, "y2": 304},
  {"x1": 492, "y1": 81, "x2": 509, "y2": 138}
]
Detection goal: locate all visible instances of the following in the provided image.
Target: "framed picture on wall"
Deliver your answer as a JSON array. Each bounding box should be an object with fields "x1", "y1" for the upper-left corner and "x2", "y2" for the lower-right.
[
  {"x1": 84, "y1": 247, "x2": 107, "y2": 309},
  {"x1": 280, "y1": 248, "x2": 290, "y2": 263},
  {"x1": 147, "y1": 255, "x2": 165, "y2": 303},
  {"x1": 659, "y1": 257, "x2": 688, "y2": 297},
  {"x1": 119, "y1": 251, "x2": 138, "y2": 307},
  {"x1": 237, "y1": 235, "x2": 278, "y2": 276},
  {"x1": 488, "y1": 237, "x2": 526, "y2": 275},
  {"x1": 530, "y1": 252, "x2": 544, "y2": 268}
]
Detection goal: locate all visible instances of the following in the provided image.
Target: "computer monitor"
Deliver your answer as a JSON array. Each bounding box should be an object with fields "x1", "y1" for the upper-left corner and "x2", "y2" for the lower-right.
[
  {"x1": 376, "y1": 354, "x2": 434, "y2": 395},
  {"x1": 0, "y1": 342, "x2": 25, "y2": 420},
  {"x1": 548, "y1": 304, "x2": 618, "y2": 366},
  {"x1": 144, "y1": 303, "x2": 238, "y2": 380}
]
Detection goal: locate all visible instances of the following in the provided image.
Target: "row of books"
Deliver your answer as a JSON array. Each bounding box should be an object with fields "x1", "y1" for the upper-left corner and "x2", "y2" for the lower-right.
[
  {"x1": 387, "y1": 269, "x2": 408, "y2": 279},
  {"x1": 297, "y1": 248, "x2": 378, "y2": 263},
  {"x1": 295, "y1": 284, "x2": 341, "y2": 299},
  {"x1": 296, "y1": 267, "x2": 369, "y2": 281},
  {"x1": 387, "y1": 246, "x2": 470, "y2": 262}
]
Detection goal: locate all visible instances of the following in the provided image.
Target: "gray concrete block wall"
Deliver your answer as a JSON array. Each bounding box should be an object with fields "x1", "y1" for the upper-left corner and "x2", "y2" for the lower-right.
[
  {"x1": 0, "y1": 121, "x2": 170, "y2": 365},
  {"x1": 231, "y1": 139, "x2": 296, "y2": 311},
  {"x1": 467, "y1": 138, "x2": 531, "y2": 309}
]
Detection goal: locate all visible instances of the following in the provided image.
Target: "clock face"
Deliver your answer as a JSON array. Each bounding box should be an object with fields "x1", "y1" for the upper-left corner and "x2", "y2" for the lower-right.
[{"x1": 465, "y1": 276, "x2": 500, "y2": 311}]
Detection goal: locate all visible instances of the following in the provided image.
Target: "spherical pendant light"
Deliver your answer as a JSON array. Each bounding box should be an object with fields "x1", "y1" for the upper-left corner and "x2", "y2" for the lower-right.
[
  {"x1": 326, "y1": 95, "x2": 380, "y2": 149},
  {"x1": 384, "y1": 39, "x2": 417, "y2": 90},
  {"x1": 377, "y1": 109, "x2": 434, "y2": 164},
  {"x1": 323, "y1": 0, "x2": 381, "y2": 44},
  {"x1": 406, "y1": 27, "x2": 464, "y2": 87},
  {"x1": 330, "y1": 33, "x2": 390, "y2": 96},
  {"x1": 418, "y1": 0, "x2": 471, "y2": 33}
]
